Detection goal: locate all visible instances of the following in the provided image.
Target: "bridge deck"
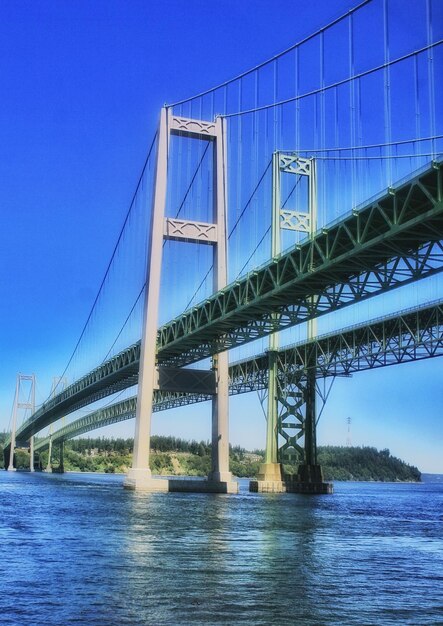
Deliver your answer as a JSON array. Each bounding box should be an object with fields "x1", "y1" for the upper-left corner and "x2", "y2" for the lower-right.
[{"x1": 157, "y1": 160, "x2": 443, "y2": 365}]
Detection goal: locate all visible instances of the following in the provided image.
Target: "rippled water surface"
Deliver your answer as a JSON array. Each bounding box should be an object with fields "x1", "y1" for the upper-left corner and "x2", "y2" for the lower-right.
[{"x1": 0, "y1": 471, "x2": 442, "y2": 625}]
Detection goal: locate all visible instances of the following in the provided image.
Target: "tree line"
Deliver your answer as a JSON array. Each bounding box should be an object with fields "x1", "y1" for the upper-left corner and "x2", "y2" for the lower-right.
[
  {"x1": 0, "y1": 433, "x2": 421, "y2": 481},
  {"x1": 316, "y1": 445, "x2": 421, "y2": 482},
  {"x1": 66, "y1": 435, "x2": 249, "y2": 459}
]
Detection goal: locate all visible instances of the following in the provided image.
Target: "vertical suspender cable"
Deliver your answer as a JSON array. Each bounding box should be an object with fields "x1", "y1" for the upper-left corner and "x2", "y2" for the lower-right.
[
  {"x1": 426, "y1": 0, "x2": 436, "y2": 159},
  {"x1": 295, "y1": 46, "x2": 300, "y2": 153},
  {"x1": 320, "y1": 30, "x2": 325, "y2": 229},
  {"x1": 334, "y1": 87, "x2": 339, "y2": 220},
  {"x1": 237, "y1": 78, "x2": 243, "y2": 277},
  {"x1": 413, "y1": 55, "x2": 420, "y2": 160},
  {"x1": 349, "y1": 12, "x2": 356, "y2": 208},
  {"x1": 383, "y1": 0, "x2": 393, "y2": 184}
]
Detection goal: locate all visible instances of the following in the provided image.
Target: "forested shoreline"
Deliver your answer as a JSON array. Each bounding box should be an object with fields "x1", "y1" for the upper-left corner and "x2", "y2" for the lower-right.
[{"x1": 0, "y1": 433, "x2": 421, "y2": 481}]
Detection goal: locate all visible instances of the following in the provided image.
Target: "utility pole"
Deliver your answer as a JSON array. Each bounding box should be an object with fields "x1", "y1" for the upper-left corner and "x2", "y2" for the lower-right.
[{"x1": 346, "y1": 417, "x2": 352, "y2": 447}]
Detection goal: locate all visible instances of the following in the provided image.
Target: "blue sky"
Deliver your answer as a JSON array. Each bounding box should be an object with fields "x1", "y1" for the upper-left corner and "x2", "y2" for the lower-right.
[{"x1": 0, "y1": 0, "x2": 442, "y2": 473}]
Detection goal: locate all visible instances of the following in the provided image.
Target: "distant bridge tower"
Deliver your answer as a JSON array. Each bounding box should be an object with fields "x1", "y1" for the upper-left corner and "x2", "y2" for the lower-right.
[
  {"x1": 7, "y1": 374, "x2": 36, "y2": 471},
  {"x1": 124, "y1": 108, "x2": 237, "y2": 493}
]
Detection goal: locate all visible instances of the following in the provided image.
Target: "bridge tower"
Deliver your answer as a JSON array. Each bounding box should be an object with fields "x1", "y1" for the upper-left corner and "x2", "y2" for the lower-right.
[
  {"x1": 124, "y1": 108, "x2": 238, "y2": 493},
  {"x1": 7, "y1": 373, "x2": 36, "y2": 471},
  {"x1": 252, "y1": 153, "x2": 331, "y2": 493}
]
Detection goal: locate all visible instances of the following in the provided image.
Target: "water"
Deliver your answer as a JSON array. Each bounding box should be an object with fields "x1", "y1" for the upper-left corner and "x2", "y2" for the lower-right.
[{"x1": 0, "y1": 472, "x2": 442, "y2": 626}]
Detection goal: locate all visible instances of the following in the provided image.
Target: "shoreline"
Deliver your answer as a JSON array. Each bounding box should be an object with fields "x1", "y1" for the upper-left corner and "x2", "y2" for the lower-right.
[{"x1": 1, "y1": 468, "x2": 431, "y2": 483}]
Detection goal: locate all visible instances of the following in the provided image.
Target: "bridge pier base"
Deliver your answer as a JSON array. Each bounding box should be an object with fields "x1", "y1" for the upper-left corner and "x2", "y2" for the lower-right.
[
  {"x1": 285, "y1": 464, "x2": 333, "y2": 494},
  {"x1": 249, "y1": 462, "x2": 286, "y2": 493},
  {"x1": 169, "y1": 479, "x2": 239, "y2": 494},
  {"x1": 124, "y1": 469, "x2": 169, "y2": 492},
  {"x1": 249, "y1": 479, "x2": 286, "y2": 493},
  {"x1": 124, "y1": 471, "x2": 238, "y2": 493},
  {"x1": 250, "y1": 464, "x2": 333, "y2": 494}
]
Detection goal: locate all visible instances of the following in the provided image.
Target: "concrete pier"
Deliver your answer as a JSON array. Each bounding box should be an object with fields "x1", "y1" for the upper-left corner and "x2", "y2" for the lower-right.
[
  {"x1": 250, "y1": 464, "x2": 333, "y2": 494},
  {"x1": 123, "y1": 469, "x2": 169, "y2": 492},
  {"x1": 287, "y1": 463, "x2": 333, "y2": 493},
  {"x1": 250, "y1": 462, "x2": 286, "y2": 493},
  {"x1": 124, "y1": 471, "x2": 238, "y2": 494},
  {"x1": 168, "y1": 479, "x2": 239, "y2": 494}
]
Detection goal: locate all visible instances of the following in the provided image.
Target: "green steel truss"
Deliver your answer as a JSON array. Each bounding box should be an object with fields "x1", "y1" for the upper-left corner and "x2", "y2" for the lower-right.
[
  {"x1": 230, "y1": 298, "x2": 443, "y2": 386},
  {"x1": 34, "y1": 398, "x2": 138, "y2": 452},
  {"x1": 32, "y1": 299, "x2": 443, "y2": 454},
  {"x1": 157, "y1": 161, "x2": 443, "y2": 365},
  {"x1": 9, "y1": 161, "x2": 443, "y2": 448}
]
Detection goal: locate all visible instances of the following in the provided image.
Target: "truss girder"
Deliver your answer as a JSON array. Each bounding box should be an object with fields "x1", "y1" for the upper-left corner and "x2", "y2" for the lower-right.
[
  {"x1": 159, "y1": 238, "x2": 443, "y2": 366},
  {"x1": 31, "y1": 300, "x2": 443, "y2": 452},
  {"x1": 34, "y1": 397, "x2": 138, "y2": 451},
  {"x1": 221, "y1": 298, "x2": 443, "y2": 397},
  {"x1": 156, "y1": 161, "x2": 443, "y2": 365}
]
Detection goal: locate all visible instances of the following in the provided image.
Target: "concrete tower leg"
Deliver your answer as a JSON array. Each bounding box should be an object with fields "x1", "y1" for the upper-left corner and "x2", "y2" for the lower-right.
[
  {"x1": 29, "y1": 436, "x2": 35, "y2": 472},
  {"x1": 205, "y1": 116, "x2": 237, "y2": 493},
  {"x1": 45, "y1": 435, "x2": 53, "y2": 473},
  {"x1": 206, "y1": 351, "x2": 237, "y2": 492},
  {"x1": 59, "y1": 441, "x2": 65, "y2": 474},
  {"x1": 124, "y1": 108, "x2": 169, "y2": 492}
]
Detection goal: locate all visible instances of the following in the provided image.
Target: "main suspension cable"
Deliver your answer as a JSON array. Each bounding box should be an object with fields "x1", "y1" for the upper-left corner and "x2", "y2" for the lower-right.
[
  {"x1": 169, "y1": 0, "x2": 372, "y2": 108},
  {"x1": 48, "y1": 132, "x2": 158, "y2": 400},
  {"x1": 222, "y1": 41, "x2": 443, "y2": 119}
]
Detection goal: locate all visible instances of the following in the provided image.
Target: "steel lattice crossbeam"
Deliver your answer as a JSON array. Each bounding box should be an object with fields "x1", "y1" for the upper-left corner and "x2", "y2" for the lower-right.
[
  {"x1": 9, "y1": 161, "x2": 443, "y2": 448},
  {"x1": 157, "y1": 161, "x2": 443, "y2": 365},
  {"x1": 33, "y1": 299, "x2": 443, "y2": 452}
]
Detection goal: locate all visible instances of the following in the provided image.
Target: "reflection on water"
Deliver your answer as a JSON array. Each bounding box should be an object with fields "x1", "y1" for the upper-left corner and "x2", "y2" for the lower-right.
[{"x1": 0, "y1": 472, "x2": 442, "y2": 625}]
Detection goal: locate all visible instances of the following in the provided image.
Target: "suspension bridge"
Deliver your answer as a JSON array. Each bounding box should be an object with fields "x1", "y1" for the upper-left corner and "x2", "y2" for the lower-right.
[{"x1": 3, "y1": 0, "x2": 443, "y2": 493}]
